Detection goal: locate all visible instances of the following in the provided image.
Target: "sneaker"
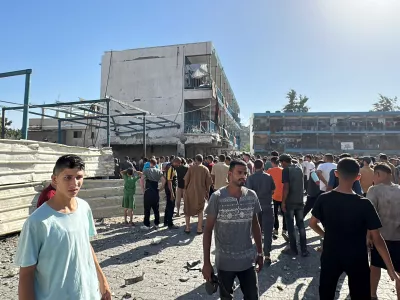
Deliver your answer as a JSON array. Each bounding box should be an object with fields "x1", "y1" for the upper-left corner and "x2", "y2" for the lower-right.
[
  {"x1": 282, "y1": 248, "x2": 298, "y2": 256},
  {"x1": 282, "y1": 231, "x2": 289, "y2": 242},
  {"x1": 168, "y1": 225, "x2": 179, "y2": 230},
  {"x1": 141, "y1": 225, "x2": 151, "y2": 230}
]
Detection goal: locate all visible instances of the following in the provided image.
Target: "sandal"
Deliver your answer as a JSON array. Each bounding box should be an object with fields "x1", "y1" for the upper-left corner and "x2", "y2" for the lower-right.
[
  {"x1": 196, "y1": 231, "x2": 203, "y2": 235},
  {"x1": 184, "y1": 229, "x2": 191, "y2": 234}
]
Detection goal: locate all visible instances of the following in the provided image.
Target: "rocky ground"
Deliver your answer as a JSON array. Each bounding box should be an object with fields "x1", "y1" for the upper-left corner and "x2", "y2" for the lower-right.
[{"x1": 0, "y1": 214, "x2": 397, "y2": 300}]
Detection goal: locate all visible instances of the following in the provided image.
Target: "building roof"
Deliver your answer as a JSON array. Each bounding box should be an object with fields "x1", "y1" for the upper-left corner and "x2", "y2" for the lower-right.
[{"x1": 253, "y1": 111, "x2": 400, "y2": 117}]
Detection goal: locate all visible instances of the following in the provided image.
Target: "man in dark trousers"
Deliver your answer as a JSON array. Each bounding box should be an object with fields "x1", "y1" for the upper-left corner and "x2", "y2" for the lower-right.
[
  {"x1": 141, "y1": 158, "x2": 165, "y2": 230},
  {"x1": 246, "y1": 159, "x2": 275, "y2": 266},
  {"x1": 164, "y1": 158, "x2": 181, "y2": 229}
]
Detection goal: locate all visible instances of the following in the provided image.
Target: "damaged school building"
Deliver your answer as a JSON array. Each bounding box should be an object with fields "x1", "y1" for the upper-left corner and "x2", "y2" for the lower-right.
[{"x1": 27, "y1": 42, "x2": 243, "y2": 159}]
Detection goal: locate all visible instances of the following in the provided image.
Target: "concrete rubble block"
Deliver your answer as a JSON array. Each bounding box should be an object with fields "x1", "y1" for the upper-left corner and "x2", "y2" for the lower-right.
[{"x1": 124, "y1": 270, "x2": 145, "y2": 285}]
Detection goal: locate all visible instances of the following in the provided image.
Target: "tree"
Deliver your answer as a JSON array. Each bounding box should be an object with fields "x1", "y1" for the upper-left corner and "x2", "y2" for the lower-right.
[
  {"x1": 372, "y1": 94, "x2": 399, "y2": 112},
  {"x1": 0, "y1": 116, "x2": 21, "y2": 140},
  {"x1": 282, "y1": 89, "x2": 310, "y2": 112},
  {"x1": 242, "y1": 143, "x2": 250, "y2": 152}
]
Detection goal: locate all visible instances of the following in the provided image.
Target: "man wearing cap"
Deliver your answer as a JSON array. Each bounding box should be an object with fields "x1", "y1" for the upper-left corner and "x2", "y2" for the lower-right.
[
  {"x1": 280, "y1": 154, "x2": 309, "y2": 257},
  {"x1": 360, "y1": 156, "x2": 374, "y2": 197}
]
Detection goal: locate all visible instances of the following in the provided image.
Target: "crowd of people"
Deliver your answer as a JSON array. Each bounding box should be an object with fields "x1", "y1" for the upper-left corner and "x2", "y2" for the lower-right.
[{"x1": 14, "y1": 149, "x2": 400, "y2": 300}]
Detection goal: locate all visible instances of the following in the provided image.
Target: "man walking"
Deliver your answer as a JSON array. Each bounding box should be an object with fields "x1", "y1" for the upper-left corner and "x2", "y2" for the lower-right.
[
  {"x1": 141, "y1": 158, "x2": 165, "y2": 230},
  {"x1": 360, "y1": 156, "x2": 374, "y2": 197},
  {"x1": 202, "y1": 160, "x2": 263, "y2": 299},
  {"x1": 183, "y1": 155, "x2": 212, "y2": 234},
  {"x1": 266, "y1": 156, "x2": 287, "y2": 240},
  {"x1": 211, "y1": 154, "x2": 229, "y2": 190},
  {"x1": 164, "y1": 158, "x2": 181, "y2": 229},
  {"x1": 280, "y1": 154, "x2": 309, "y2": 257},
  {"x1": 246, "y1": 159, "x2": 275, "y2": 266}
]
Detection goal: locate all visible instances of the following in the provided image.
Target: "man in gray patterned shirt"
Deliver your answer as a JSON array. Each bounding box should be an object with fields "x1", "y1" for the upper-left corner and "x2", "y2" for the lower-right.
[{"x1": 203, "y1": 160, "x2": 263, "y2": 300}]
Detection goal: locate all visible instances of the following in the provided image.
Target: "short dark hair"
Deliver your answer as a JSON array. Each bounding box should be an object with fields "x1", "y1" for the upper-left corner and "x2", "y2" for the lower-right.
[
  {"x1": 219, "y1": 154, "x2": 226, "y2": 162},
  {"x1": 374, "y1": 163, "x2": 392, "y2": 174},
  {"x1": 339, "y1": 153, "x2": 351, "y2": 159},
  {"x1": 127, "y1": 168, "x2": 134, "y2": 176},
  {"x1": 325, "y1": 153, "x2": 334, "y2": 161},
  {"x1": 271, "y1": 151, "x2": 279, "y2": 157},
  {"x1": 225, "y1": 156, "x2": 231, "y2": 162},
  {"x1": 149, "y1": 158, "x2": 157, "y2": 165},
  {"x1": 229, "y1": 160, "x2": 247, "y2": 171},
  {"x1": 160, "y1": 156, "x2": 165, "y2": 160},
  {"x1": 187, "y1": 158, "x2": 193, "y2": 164},
  {"x1": 54, "y1": 155, "x2": 85, "y2": 176},
  {"x1": 181, "y1": 157, "x2": 187, "y2": 165},
  {"x1": 254, "y1": 159, "x2": 264, "y2": 170},
  {"x1": 270, "y1": 156, "x2": 279, "y2": 165},
  {"x1": 362, "y1": 156, "x2": 371, "y2": 165},
  {"x1": 170, "y1": 155, "x2": 175, "y2": 160},
  {"x1": 207, "y1": 155, "x2": 214, "y2": 160},
  {"x1": 380, "y1": 154, "x2": 388, "y2": 161},
  {"x1": 173, "y1": 157, "x2": 182, "y2": 163},
  {"x1": 337, "y1": 158, "x2": 360, "y2": 180},
  {"x1": 195, "y1": 154, "x2": 203, "y2": 163},
  {"x1": 305, "y1": 154, "x2": 312, "y2": 160}
]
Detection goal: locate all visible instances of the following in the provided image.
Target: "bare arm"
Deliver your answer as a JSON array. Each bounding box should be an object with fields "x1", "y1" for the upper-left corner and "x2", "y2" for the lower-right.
[
  {"x1": 251, "y1": 214, "x2": 263, "y2": 254},
  {"x1": 203, "y1": 215, "x2": 217, "y2": 266},
  {"x1": 309, "y1": 216, "x2": 325, "y2": 238},
  {"x1": 90, "y1": 245, "x2": 111, "y2": 299},
  {"x1": 18, "y1": 265, "x2": 36, "y2": 300}
]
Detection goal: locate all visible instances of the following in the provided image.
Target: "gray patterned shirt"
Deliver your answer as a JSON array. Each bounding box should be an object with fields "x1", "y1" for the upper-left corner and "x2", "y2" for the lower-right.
[
  {"x1": 367, "y1": 183, "x2": 400, "y2": 241},
  {"x1": 205, "y1": 187, "x2": 261, "y2": 272}
]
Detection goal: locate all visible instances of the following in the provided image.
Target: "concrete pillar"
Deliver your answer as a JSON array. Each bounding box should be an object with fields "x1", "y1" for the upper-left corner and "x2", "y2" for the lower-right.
[{"x1": 177, "y1": 142, "x2": 185, "y2": 158}]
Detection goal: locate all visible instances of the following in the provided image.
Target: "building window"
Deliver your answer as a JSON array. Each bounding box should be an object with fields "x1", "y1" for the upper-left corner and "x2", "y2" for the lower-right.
[
  {"x1": 91, "y1": 132, "x2": 95, "y2": 139},
  {"x1": 73, "y1": 131, "x2": 82, "y2": 138}
]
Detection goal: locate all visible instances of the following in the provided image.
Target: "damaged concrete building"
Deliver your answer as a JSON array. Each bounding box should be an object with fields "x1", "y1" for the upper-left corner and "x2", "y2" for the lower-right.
[{"x1": 99, "y1": 41, "x2": 242, "y2": 159}]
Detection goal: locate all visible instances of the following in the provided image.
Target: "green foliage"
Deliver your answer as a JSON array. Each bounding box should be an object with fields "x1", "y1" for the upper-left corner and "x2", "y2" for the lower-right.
[
  {"x1": 282, "y1": 89, "x2": 310, "y2": 112},
  {"x1": 372, "y1": 94, "x2": 399, "y2": 112},
  {"x1": 242, "y1": 143, "x2": 250, "y2": 152},
  {"x1": 0, "y1": 116, "x2": 21, "y2": 140}
]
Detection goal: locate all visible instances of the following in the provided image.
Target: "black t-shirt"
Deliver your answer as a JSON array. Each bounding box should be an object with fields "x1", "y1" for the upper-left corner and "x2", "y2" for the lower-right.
[
  {"x1": 176, "y1": 164, "x2": 188, "y2": 189},
  {"x1": 312, "y1": 191, "x2": 382, "y2": 261}
]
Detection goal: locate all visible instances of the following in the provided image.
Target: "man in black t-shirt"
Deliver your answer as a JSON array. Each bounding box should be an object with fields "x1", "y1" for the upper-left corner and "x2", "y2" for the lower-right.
[{"x1": 310, "y1": 158, "x2": 400, "y2": 300}]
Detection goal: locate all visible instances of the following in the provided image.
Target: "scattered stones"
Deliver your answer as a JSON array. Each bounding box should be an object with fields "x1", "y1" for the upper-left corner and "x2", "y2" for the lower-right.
[
  {"x1": 277, "y1": 285, "x2": 284, "y2": 291},
  {"x1": 283, "y1": 266, "x2": 290, "y2": 271},
  {"x1": 186, "y1": 260, "x2": 201, "y2": 268},
  {"x1": 151, "y1": 237, "x2": 162, "y2": 245},
  {"x1": 124, "y1": 271, "x2": 144, "y2": 285},
  {"x1": 179, "y1": 277, "x2": 190, "y2": 282},
  {"x1": 155, "y1": 259, "x2": 165, "y2": 264},
  {"x1": 123, "y1": 291, "x2": 132, "y2": 298}
]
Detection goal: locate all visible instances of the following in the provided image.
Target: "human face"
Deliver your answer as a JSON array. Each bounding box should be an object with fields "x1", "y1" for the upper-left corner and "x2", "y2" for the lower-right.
[
  {"x1": 172, "y1": 160, "x2": 181, "y2": 168},
  {"x1": 54, "y1": 168, "x2": 84, "y2": 199},
  {"x1": 225, "y1": 159, "x2": 230, "y2": 165},
  {"x1": 228, "y1": 165, "x2": 248, "y2": 187}
]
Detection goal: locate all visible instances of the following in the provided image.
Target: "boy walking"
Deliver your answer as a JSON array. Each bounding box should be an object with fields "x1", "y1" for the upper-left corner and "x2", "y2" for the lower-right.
[
  {"x1": 310, "y1": 158, "x2": 399, "y2": 299},
  {"x1": 15, "y1": 155, "x2": 111, "y2": 300},
  {"x1": 367, "y1": 163, "x2": 400, "y2": 300}
]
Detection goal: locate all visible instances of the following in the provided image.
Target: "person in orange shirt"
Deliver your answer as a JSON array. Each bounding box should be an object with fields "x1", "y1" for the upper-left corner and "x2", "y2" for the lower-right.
[{"x1": 266, "y1": 156, "x2": 287, "y2": 240}]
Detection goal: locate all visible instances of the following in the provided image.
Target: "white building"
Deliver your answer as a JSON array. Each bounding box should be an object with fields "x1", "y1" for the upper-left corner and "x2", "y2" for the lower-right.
[{"x1": 99, "y1": 41, "x2": 242, "y2": 159}]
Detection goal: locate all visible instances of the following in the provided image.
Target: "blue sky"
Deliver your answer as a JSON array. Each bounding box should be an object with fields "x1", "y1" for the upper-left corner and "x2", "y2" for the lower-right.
[{"x1": 1, "y1": 0, "x2": 399, "y2": 128}]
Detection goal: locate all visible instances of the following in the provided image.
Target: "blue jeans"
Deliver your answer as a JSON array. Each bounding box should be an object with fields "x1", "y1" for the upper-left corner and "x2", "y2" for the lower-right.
[{"x1": 284, "y1": 207, "x2": 307, "y2": 253}]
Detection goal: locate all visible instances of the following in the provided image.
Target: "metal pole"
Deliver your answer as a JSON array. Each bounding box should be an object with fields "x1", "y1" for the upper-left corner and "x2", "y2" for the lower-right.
[
  {"x1": 209, "y1": 99, "x2": 212, "y2": 132},
  {"x1": 58, "y1": 120, "x2": 62, "y2": 144},
  {"x1": 143, "y1": 113, "x2": 147, "y2": 158},
  {"x1": 21, "y1": 70, "x2": 32, "y2": 139},
  {"x1": 106, "y1": 99, "x2": 111, "y2": 147},
  {"x1": 1, "y1": 108, "x2": 6, "y2": 139}
]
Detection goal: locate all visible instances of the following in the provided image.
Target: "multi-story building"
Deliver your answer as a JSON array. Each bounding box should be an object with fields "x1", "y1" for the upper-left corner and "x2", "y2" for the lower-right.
[
  {"x1": 250, "y1": 111, "x2": 400, "y2": 155},
  {"x1": 99, "y1": 42, "x2": 241, "y2": 158}
]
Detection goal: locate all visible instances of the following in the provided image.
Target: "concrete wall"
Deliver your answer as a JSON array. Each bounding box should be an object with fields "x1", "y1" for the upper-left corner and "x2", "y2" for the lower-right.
[{"x1": 99, "y1": 42, "x2": 212, "y2": 147}]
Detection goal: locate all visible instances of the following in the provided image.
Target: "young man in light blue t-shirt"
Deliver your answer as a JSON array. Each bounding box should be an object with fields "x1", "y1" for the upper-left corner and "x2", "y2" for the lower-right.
[{"x1": 14, "y1": 154, "x2": 111, "y2": 300}]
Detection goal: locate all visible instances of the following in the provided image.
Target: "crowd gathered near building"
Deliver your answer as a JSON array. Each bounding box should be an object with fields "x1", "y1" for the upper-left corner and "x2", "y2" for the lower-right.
[{"x1": 13, "y1": 149, "x2": 400, "y2": 300}]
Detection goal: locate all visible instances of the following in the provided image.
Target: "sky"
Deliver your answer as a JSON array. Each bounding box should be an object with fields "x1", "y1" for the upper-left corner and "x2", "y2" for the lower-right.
[{"x1": 1, "y1": 0, "x2": 399, "y2": 128}]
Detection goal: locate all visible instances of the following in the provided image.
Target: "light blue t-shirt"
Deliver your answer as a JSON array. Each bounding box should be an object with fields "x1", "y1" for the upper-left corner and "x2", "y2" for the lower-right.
[
  {"x1": 143, "y1": 162, "x2": 160, "y2": 170},
  {"x1": 14, "y1": 198, "x2": 99, "y2": 300}
]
